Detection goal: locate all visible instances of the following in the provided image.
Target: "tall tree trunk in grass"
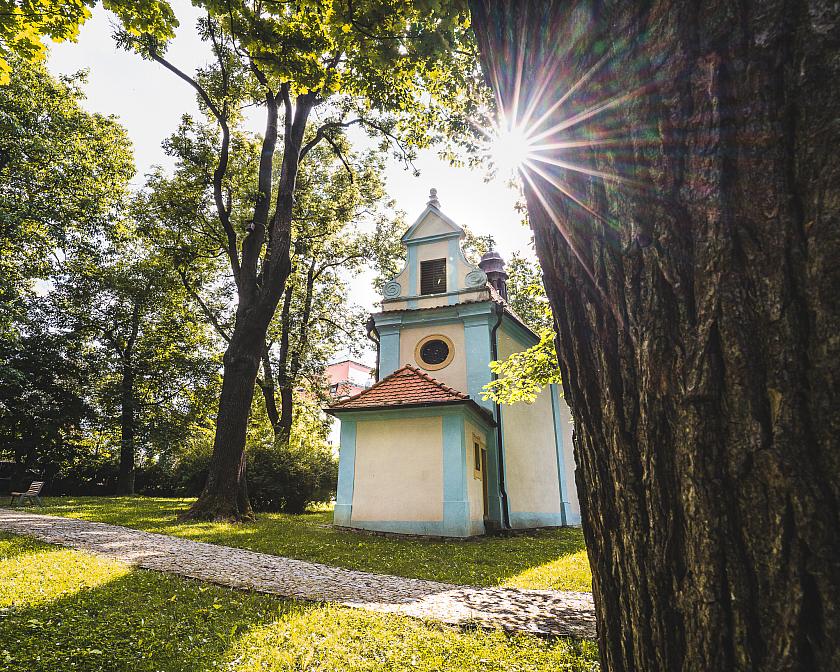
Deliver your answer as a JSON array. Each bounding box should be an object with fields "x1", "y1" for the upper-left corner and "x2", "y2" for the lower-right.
[
  {"x1": 116, "y1": 302, "x2": 140, "y2": 496},
  {"x1": 183, "y1": 87, "x2": 313, "y2": 521},
  {"x1": 471, "y1": 2, "x2": 840, "y2": 670}
]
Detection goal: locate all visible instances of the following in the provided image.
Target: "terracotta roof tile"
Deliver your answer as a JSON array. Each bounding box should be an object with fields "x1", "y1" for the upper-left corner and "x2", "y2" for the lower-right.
[{"x1": 329, "y1": 365, "x2": 468, "y2": 410}]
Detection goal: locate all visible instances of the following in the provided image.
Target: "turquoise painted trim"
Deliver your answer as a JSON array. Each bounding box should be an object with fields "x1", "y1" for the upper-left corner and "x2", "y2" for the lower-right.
[
  {"x1": 378, "y1": 324, "x2": 401, "y2": 377},
  {"x1": 332, "y1": 404, "x2": 493, "y2": 426},
  {"x1": 500, "y1": 315, "x2": 539, "y2": 348},
  {"x1": 508, "y1": 511, "x2": 566, "y2": 528},
  {"x1": 404, "y1": 231, "x2": 462, "y2": 245},
  {"x1": 564, "y1": 511, "x2": 582, "y2": 526},
  {"x1": 347, "y1": 519, "x2": 482, "y2": 537},
  {"x1": 378, "y1": 295, "x2": 496, "y2": 319},
  {"x1": 463, "y1": 314, "x2": 494, "y2": 412},
  {"x1": 483, "y1": 426, "x2": 504, "y2": 528},
  {"x1": 447, "y1": 237, "x2": 460, "y2": 304},
  {"x1": 407, "y1": 245, "x2": 418, "y2": 309},
  {"x1": 550, "y1": 384, "x2": 570, "y2": 526},
  {"x1": 334, "y1": 420, "x2": 357, "y2": 527},
  {"x1": 442, "y1": 414, "x2": 470, "y2": 536}
]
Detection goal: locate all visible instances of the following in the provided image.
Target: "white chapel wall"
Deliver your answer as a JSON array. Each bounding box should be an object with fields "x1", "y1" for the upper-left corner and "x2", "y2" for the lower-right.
[
  {"x1": 398, "y1": 322, "x2": 467, "y2": 393},
  {"x1": 497, "y1": 324, "x2": 564, "y2": 521},
  {"x1": 351, "y1": 417, "x2": 444, "y2": 523}
]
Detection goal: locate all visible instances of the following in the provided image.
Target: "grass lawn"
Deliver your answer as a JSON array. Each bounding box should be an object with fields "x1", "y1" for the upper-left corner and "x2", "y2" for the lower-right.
[
  {"x1": 0, "y1": 532, "x2": 598, "y2": 671},
  {"x1": 31, "y1": 497, "x2": 591, "y2": 592}
]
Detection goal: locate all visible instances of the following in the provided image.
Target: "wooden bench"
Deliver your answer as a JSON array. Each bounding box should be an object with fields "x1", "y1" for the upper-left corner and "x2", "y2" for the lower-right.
[{"x1": 9, "y1": 481, "x2": 44, "y2": 507}]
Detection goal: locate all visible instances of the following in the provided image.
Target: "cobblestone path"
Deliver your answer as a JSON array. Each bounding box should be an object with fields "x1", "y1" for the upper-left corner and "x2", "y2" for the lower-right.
[{"x1": 0, "y1": 509, "x2": 595, "y2": 638}]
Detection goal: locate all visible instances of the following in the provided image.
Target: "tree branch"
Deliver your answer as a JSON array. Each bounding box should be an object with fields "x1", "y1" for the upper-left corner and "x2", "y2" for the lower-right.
[
  {"x1": 177, "y1": 268, "x2": 231, "y2": 343},
  {"x1": 148, "y1": 46, "x2": 242, "y2": 286},
  {"x1": 299, "y1": 118, "x2": 363, "y2": 161}
]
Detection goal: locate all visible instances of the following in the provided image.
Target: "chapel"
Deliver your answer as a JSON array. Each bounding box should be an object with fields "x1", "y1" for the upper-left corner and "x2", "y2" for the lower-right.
[{"x1": 326, "y1": 190, "x2": 580, "y2": 537}]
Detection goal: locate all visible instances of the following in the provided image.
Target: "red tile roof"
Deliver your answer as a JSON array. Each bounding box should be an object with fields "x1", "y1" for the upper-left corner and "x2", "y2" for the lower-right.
[{"x1": 329, "y1": 365, "x2": 468, "y2": 410}]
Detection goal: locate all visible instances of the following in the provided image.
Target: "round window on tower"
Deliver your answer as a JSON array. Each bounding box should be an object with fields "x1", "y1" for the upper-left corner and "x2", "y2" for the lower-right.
[{"x1": 415, "y1": 334, "x2": 455, "y2": 371}]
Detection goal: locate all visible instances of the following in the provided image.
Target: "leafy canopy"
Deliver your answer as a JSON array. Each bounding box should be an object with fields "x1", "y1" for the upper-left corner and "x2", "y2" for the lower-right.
[
  {"x1": 0, "y1": 0, "x2": 176, "y2": 84},
  {"x1": 0, "y1": 53, "x2": 133, "y2": 334}
]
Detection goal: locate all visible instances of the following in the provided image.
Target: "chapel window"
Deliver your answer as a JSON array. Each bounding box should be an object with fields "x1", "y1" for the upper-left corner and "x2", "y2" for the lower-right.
[
  {"x1": 420, "y1": 258, "x2": 447, "y2": 295},
  {"x1": 415, "y1": 334, "x2": 454, "y2": 371}
]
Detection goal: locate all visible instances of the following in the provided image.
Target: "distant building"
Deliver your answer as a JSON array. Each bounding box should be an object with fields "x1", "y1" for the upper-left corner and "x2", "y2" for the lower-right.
[
  {"x1": 326, "y1": 190, "x2": 579, "y2": 537},
  {"x1": 325, "y1": 360, "x2": 374, "y2": 400},
  {"x1": 324, "y1": 360, "x2": 373, "y2": 447}
]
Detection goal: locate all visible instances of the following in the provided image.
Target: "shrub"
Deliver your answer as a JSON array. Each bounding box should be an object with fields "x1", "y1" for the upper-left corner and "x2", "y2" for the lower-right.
[
  {"x1": 169, "y1": 439, "x2": 213, "y2": 496},
  {"x1": 247, "y1": 438, "x2": 337, "y2": 514}
]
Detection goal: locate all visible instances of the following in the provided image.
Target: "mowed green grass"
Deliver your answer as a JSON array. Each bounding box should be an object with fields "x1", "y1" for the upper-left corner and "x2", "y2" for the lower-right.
[
  {"x1": 0, "y1": 533, "x2": 598, "y2": 672},
  {"x1": 33, "y1": 497, "x2": 591, "y2": 592}
]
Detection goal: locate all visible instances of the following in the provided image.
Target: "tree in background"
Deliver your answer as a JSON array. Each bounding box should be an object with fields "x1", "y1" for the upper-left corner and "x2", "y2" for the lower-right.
[
  {"x1": 258, "y1": 143, "x2": 401, "y2": 445},
  {"x1": 116, "y1": 2, "x2": 477, "y2": 520},
  {"x1": 0, "y1": 305, "x2": 93, "y2": 489},
  {"x1": 55, "y1": 235, "x2": 220, "y2": 495},
  {"x1": 471, "y1": 1, "x2": 840, "y2": 669},
  {"x1": 0, "y1": 54, "x2": 132, "y2": 488},
  {"x1": 0, "y1": 53, "x2": 133, "y2": 335},
  {"x1": 143, "y1": 118, "x2": 403, "y2": 451},
  {"x1": 0, "y1": 55, "x2": 219, "y2": 496}
]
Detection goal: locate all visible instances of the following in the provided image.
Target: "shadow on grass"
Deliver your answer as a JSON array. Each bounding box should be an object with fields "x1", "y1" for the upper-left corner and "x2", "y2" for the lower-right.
[
  {"x1": 0, "y1": 530, "x2": 599, "y2": 671},
  {"x1": 0, "y1": 566, "x2": 291, "y2": 672},
  {"x1": 0, "y1": 557, "x2": 598, "y2": 671}
]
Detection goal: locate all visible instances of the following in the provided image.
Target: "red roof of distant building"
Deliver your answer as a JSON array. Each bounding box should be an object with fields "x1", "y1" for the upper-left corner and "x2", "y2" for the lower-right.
[{"x1": 329, "y1": 365, "x2": 468, "y2": 410}]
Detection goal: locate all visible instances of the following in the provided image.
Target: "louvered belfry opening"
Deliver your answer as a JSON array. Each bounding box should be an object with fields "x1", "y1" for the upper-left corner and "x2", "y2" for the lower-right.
[{"x1": 420, "y1": 258, "x2": 447, "y2": 295}]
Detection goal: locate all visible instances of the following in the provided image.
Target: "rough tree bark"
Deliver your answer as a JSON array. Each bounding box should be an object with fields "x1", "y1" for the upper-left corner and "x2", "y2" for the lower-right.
[{"x1": 471, "y1": 2, "x2": 839, "y2": 670}]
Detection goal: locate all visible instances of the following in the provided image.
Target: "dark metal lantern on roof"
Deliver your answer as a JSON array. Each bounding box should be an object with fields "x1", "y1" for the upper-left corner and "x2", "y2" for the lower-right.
[{"x1": 479, "y1": 249, "x2": 509, "y2": 301}]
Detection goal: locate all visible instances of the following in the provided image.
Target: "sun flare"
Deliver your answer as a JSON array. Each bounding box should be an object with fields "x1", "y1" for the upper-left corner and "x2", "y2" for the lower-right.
[{"x1": 488, "y1": 121, "x2": 535, "y2": 178}]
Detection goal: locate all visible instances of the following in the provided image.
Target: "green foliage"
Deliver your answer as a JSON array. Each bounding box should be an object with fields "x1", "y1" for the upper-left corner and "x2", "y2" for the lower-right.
[
  {"x1": 0, "y1": 316, "x2": 93, "y2": 487},
  {"x1": 0, "y1": 532, "x2": 598, "y2": 671},
  {"x1": 35, "y1": 497, "x2": 592, "y2": 592},
  {"x1": 248, "y1": 441, "x2": 337, "y2": 514},
  {"x1": 247, "y1": 395, "x2": 337, "y2": 513},
  {"x1": 54, "y1": 225, "x2": 223, "y2": 473},
  {"x1": 484, "y1": 328, "x2": 563, "y2": 405},
  {"x1": 506, "y1": 253, "x2": 554, "y2": 333},
  {"x1": 0, "y1": 55, "x2": 221, "y2": 492},
  {"x1": 483, "y1": 255, "x2": 563, "y2": 405},
  {"x1": 0, "y1": 54, "x2": 133, "y2": 334},
  {"x1": 0, "y1": 0, "x2": 176, "y2": 84}
]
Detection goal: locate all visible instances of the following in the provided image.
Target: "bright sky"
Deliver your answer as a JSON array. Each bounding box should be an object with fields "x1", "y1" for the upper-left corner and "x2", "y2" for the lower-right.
[{"x1": 47, "y1": 1, "x2": 533, "y2": 324}]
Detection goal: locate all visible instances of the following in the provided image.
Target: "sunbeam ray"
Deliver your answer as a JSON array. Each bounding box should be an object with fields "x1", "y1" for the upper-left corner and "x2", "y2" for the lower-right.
[
  {"x1": 528, "y1": 84, "x2": 651, "y2": 144},
  {"x1": 524, "y1": 52, "x2": 613, "y2": 137},
  {"x1": 527, "y1": 154, "x2": 648, "y2": 189}
]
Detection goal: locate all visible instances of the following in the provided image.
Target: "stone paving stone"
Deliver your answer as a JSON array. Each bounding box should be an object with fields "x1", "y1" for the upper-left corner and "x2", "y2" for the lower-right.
[{"x1": 0, "y1": 509, "x2": 596, "y2": 638}]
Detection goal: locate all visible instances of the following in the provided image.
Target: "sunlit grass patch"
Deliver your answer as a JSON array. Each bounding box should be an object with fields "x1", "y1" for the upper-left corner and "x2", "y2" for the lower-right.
[
  {"x1": 34, "y1": 496, "x2": 592, "y2": 592},
  {"x1": 230, "y1": 604, "x2": 599, "y2": 671},
  {"x1": 504, "y1": 549, "x2": 592, "y2": 592},
  {"x1": 0, "y1": 535, "x2": 130, "y2": 607},
  {"x1": 0, "y1": 533, "x2": 599, "y2": 672}
]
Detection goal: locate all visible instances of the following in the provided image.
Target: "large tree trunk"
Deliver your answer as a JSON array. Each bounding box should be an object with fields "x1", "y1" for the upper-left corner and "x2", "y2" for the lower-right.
[
  {"x1": 471, "y1": 2, "x2": 840, "y2": 670},
  {"x1": 116, "y1": 303, "x2": 140, "y2": 496},
  {"x1": 183, "y1": 314, "x2": 264, "y2": 521},
  {"x1": 115, "y1": 360, "x2": 136, "y2": 495},
  {"x1": 184, "y1": 90, "x2": 313, "y2": 521}
]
